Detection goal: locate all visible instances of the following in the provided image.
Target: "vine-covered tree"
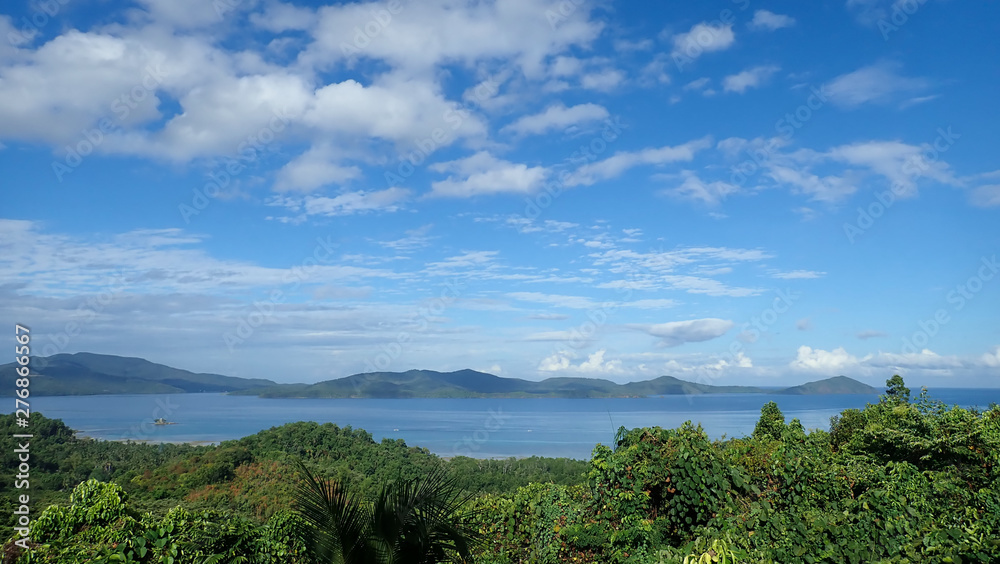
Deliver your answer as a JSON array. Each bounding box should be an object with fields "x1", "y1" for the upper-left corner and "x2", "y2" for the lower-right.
[{"x1": 752, "y1": 401, "x2": 786, "y2": 441}]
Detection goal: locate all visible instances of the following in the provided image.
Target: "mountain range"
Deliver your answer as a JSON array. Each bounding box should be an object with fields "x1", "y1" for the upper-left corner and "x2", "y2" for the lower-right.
[
  {"x1": 3, "y1": 353, "x2": 881, "y2": 398},
  {"x1": 1, "y1": 353, "x2": 277, "y2": 395}
]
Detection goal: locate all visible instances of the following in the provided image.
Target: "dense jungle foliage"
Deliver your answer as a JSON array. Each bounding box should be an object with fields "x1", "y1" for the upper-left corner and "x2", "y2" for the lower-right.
[{"x1": 3, "y1": 376, "x2": 999, "y2": 563}]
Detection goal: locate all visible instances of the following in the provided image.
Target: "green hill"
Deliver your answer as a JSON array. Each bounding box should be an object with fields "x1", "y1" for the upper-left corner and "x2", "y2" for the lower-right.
[
  {"x1": 1, "y1": 353, "x2": 277, "y2": 396},
  {"x1": 5, "y1": 353, "x2": 882, "y2": 398},
  {"x1": 776, "y1": 375, "x2": 879, "y2": 395},
  {"x1": 242, "y1": 369, "x2": 767, "y2": 398}
]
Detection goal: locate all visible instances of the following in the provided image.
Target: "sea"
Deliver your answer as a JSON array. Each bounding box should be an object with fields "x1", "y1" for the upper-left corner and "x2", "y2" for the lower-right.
[{"x1": 21, "y1": 389, "x2": 1000, "y2": 460}]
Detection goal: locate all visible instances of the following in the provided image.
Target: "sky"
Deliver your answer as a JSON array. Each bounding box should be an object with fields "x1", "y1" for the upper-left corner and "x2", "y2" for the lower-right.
[{"x1": 1, "y1": 0, "x2": 999, "y2": 388}]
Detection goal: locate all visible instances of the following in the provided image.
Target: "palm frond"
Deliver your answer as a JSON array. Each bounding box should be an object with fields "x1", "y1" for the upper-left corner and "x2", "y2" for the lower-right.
[{"x1": 292, "y1": 459, "x2": 373, "y2": 564}]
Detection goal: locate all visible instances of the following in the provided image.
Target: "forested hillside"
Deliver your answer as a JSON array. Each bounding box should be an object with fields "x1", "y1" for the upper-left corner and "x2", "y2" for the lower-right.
[{"x1": 3, "y1": 376, "x2": 999, "y2": 563}]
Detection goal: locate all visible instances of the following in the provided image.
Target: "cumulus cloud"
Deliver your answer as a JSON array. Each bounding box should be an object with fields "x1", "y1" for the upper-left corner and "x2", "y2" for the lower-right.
[
  {"x1": 539, "y1": 349, "x2": 624, "y2": 374},
  {"x1": 669, "y1": 22, "x2": 736, "y2": 64},
  {"x1": 274, "y1": 144, "x2": 363, "y2": 192},
  {"x1": 428, "y1": 152, "x2": 548, "y2": 198},
  {"x1": 791, "y1": 346, "x2": 859, "y2": 372}
]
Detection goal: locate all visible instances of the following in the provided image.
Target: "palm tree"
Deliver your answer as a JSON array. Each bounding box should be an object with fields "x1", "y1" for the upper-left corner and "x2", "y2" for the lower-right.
[{"x1": 293, "y1": 460, "x2": 482, "y2": 564}]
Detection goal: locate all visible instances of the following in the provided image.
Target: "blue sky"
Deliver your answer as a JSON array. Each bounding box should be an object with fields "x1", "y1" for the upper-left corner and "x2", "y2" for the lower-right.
[{"x1": 2, "y1": 0, "x2": 999, "y2": 387}]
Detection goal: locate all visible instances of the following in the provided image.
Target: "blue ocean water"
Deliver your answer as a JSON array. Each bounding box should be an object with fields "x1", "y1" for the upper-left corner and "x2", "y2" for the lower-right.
[{"x1": 22, "y1": 389, "x2": 1000, "y2": 460}]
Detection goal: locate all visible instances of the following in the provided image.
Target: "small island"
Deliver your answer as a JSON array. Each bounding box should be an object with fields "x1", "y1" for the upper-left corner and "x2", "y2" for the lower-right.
[{"x1": 153, "y1": 417, "x2": 177, "y2": 425}]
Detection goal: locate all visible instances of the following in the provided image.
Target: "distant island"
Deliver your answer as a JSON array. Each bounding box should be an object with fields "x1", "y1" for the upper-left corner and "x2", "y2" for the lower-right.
[
  {"x1": 0, "y1": 352, "x2": 277, "y2": 396},
  {"x1": 3, "y1": 353, "x2": 880, "y2": 398}
]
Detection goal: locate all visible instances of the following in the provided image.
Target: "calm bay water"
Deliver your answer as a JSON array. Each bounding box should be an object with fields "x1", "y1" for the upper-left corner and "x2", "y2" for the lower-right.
[{"x1": 24, "y1": 389, "x2": 1000, "y2": 460}]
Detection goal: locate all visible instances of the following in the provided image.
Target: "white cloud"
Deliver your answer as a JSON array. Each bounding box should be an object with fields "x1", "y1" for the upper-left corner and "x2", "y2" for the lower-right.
[
  {"x1": 661, "y1": 170, "x2": 740, "y2": 205},
  {"x1": 614, "y1": 38, "x2": 653, "y2": 52},
  {"x1": 791, "y1": 346, "x2": 859, "y2": 372},
  {"x1": 0, "y1": 31, "x2": 171, "y2": 144},
  {"x1": 274, "y1": 144, "x2": 362, "y2": 192},
  {"x1": 748, "y1": 10, "x2": 796, "y2": 31},
  {"x1": 670, "y1": 22, "x2": 736, "y2": 63},
  {"x1": 502, "y1": 103, "x2": 609, "y2": 136},
  {"x1": 823, "y1": 62, "x2": 929, "y2": 108},
  {"x1": 969, "y1": 185, "x2": 1000, "y2": 208},
  {"x1": 507, "y1": 292, "x2": 596, "y2": 309},
  {"x1": 796, "y1": 318, "x2": 813, "y2": 331},
  {"x1": 567, "y1": 136, "x2": 712, "y2": 186},
  {"x1": 378, "y1": 225, "x2": 435, "y2": 252},
  {"x1": 581, "y1": 68, "x2": 625, "y2": 91},
  {"x1": 636, "y1": 318, "x2": 734, "y2": 347},
  {"x1": 845, "y1": 0, "x2": 895, "y2": 26},
  {"x1": 249, "y1": 2, "x2": 316, "y2": 32},
  {"x1": 135, "y1": 0, "x2": 231, "y2": 29},
  {"x1": 303, "y1": 77, "x2": 485, "y2": 144},
  {"x1": 428, "y1": 152, "x2": 548, "y2": 198},
  {"x1": 539, "y1": 349, "x2": 624, "y2": 374},
  {"x1": 0, "y1": 220, "x2": 398, "y2": 298},
  {"x1": 764, "y1": 162, "x2": 856, "y2": 203},
  {"x1": 528, "y1": 313, "x2": 571, "y2": 321},
  {"x1": 867, "y1": 349, "x2": 964, "y2": 370},
  {"x1": 723, "y1": 65, "x2": 780, "y2": 93},
  {"x1": 270, "y1": 188, "x2": 411, "y2": 220},
  {"x1": 771, "y1": 270, "x2": 826, "y2": 279},
  {"x1": 684, "y1": 77, "x2": 711, "y2": 91},
  {"x1": 982, "y1": 347, "x2": 1000, "y2": 367},
  {"x1": 301, "y1": 0, "x2": 603, "y2": 77},
  {"x1": 623, "y1": 299, "x2": 678, "y2": 309},
  {"x1": 549, "y1": 56, "x2": 584, "y2": 77},
  {"x1": 827, "y1": 140, "x2": 958, "y2": 196},
  {"x1": 589, "y1": 247, "x2": 767, "y2": 297}
]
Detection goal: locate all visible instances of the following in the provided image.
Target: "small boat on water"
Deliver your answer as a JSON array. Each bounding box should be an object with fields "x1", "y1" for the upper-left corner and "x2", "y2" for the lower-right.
[{"x1": 153, "y1": 417, "x2": 177, "y2": 425}]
